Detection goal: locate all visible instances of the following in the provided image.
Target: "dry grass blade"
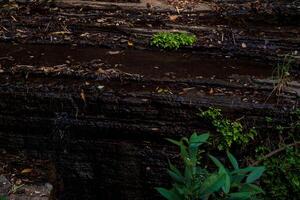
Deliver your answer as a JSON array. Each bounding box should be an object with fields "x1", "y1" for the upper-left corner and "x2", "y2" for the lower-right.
[{"x1": 265, "y1": 54, "x2": 295, "y2": 103}]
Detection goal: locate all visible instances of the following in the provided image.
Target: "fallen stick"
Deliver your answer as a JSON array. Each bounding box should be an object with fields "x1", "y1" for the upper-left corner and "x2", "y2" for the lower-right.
[{"x1": 252, "y1": 141, "x2": 300, "y2": 166}]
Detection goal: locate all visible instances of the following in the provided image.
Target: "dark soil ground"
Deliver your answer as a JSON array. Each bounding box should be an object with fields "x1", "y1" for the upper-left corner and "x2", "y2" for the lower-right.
[{"x1": 0, "y1": 150, "x2": 55, "y2": 199}]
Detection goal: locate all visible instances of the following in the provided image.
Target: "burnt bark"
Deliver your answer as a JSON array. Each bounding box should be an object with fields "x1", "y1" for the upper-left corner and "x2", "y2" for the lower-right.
[{"x1": 0, "y1": 65, "x2": 298, "y2": 199}]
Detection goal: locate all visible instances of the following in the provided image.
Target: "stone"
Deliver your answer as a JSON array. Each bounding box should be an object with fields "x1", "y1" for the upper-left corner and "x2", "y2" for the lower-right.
[{"x1": 0, "y1": 175, "x2": 11, "y2": 196}]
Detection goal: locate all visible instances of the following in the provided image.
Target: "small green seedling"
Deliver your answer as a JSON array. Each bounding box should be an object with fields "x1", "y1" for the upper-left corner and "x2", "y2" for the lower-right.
[
  {"x1": 156, "y1": 133, "x2": 265, "y2": 200},
  {"x1": 151, "y1": 32, "x2": 197, "y2": 50}
]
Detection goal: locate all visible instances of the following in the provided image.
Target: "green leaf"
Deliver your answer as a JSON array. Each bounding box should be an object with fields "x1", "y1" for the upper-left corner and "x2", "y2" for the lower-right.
[
  {"x1": 174, "y1": 184, "x2": 185, "y2": 195},
  {"x1": 232, "y1": 167, "x2": 257, "y2": 175},
  {"x1": 155, "y1": 188, "x2": 181, "y2": 200},
  {"x1": 188, "y1": 146, "x2": 198, "y2": 164},
  {"x1": 189, "y1": 133, "x2": 209, "y2": 144},
  {"x1": 227, "y1": 151, "x2": 239, "y2": 170},
  {"x1": 166, "y1": 138, "x2": 182, "y2": 146},
  {"x1": 231, "y1": 174, "x2": 246, "y2": 187},
  {"x1": 168, "y1": 161, "x2": 182, "y2": 177},
  {"x1": 246, "y1": 167, "x2": 265, "y2": 184},
  {"x1": 209, "y1": 154, "x2": 231, "y2": 193},
  {"x1": 189, "y1": 133, "x2": 209, "y2": 156},
  {"x1": 168, "y1": 169, "x2": 184, "y2": 183},
  {"x1": 199, "y1": 173, "x2": 226, "y2": 195},
  {"x1": 241, "y1": 183, "x2": 264, "y2": 195},
  {"x1": 179, "y1": 143, "x2": 189, "y2": 162},
  {"x1": 184, "y1": 166, "x2": 193, "y2": 184},
  {"x1": 228, "y1": 192, "x2": 252, "y2": 200},
  {"x1": 209, "y1": 155, "x2": 225, "y2": 169},
  {"x1": 219, "y1": 167, "x2": 230, "y2": 194}
]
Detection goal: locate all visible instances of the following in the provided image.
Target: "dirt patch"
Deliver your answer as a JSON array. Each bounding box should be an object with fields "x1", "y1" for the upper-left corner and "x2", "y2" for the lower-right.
[
  {"x1": 0, "y1": 1, "x2": 299, "y2": 62},
  {"x1": 0, "y1": 151, "x2": 56, "y2": 200}
]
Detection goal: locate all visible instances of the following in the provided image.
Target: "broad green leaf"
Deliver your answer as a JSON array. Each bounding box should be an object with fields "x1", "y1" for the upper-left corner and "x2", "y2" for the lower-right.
[
  {"x1": 168, "y1": 169, "x2": 184, "y2": 183},
  {"x1": 168, "y1": 161, "x2": 182, "y2": 177},
  {"x1": 155, "y1": 188, "x2": 181, "y2": 200},
  {"x1": 189, "y1": 143, "x2": 200, "y2": 150},
  {"x1": 219, "y1": 167, "x2": 230, "y2": 194},
  {"x1": 166, "y1": 138, "x2": 182, "y2": 146},
  {"x1": 227, "y1": 151, "x2": 239, "y2": 170},
  {"x1": 199, "y1": 173, "x2": 226, "y2": 195},
  {"x1": 182, "y1": 137, "x2": 189, "y2": 144},
  {"x1": 228, "y1": 192, "x2": 252, "y2": 200},
  {"x1": 190, "y1": 133, "x2": 209, "y2": 144},
  {"x1": 241, "y1": 183, "x2": 264, "y2": 195},
  {"x1": 174, "y1": 184, "x2": 185, "y2": 195},
  {"x1": 209, "y1": 155, "x2": 225, "y2": 169},
  {"x1": 231, "y1": 174, "x2": 246, "y2": 187},
  {"x1": 188, "y1": 143, "x2": 199, "y2": 163},
  {"x1": 209, "y1": 155, "x2": 230, "y2": 193},
  {"x1": 184, "y1": 166, "x2": 193, "y2": 184},
  {"x1": 180, "y1": 144, "x2": 189, "y2": 163},
  {"x1": 189, "y1": 133, "x2": 209, "y2": 160},
  {"x1": 232, "y1": 167, "x2": 257, "y2": 175},
  {"x1": 246, "y1": 167, "x2": 265, "y2": 184}
]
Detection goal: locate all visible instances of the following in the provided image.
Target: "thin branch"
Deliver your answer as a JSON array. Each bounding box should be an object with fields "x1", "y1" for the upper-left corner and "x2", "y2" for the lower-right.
[{"x1": 252, "y1": 141, "x2": 300, "y2": 166}]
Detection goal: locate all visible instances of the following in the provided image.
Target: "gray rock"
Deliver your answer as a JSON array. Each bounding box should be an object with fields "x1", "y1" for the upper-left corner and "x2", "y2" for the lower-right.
[
  {"x1": 0, "y1": 175, "x2": 11, "y2": 196},
  {"x1": 9, "y1": 183, "x2": 53, "y2": 200}
]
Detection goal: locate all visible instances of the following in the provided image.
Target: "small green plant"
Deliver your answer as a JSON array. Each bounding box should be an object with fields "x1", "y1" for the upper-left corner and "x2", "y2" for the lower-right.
[
  {"x1": 151, "y1": 32, "x2": 197, "y2": 50},
  {"x1": 259, "y1": 146, "x2": 300, "y2": 199},
  {"x1": 275, "y1": 125, "x2": 285, "y2": 134},
  {"x1": 265, "y1": 116, "x2": 273, "y2": 124},
  {"x1": 199, "y1": 107, "x2": 257, "y2": 150},
  {"x1": 292, "y1": 109, "x2": 300, "y2": 116},
  {"x1": 0, "y1": 196, "x2": 7, "y2": 200},
  {"x1": 292, "y1": 109, "x2": 300, "y2": 130},
  {"x1": 271, "y1": 54, "x2": 295, "y2": 96},
  {"x1": 266, "y1": 109, "x2": 300, "y2": 135},
  {"x1": 156, "y1": 133, "x2": 265, "y2": 200},
  {"x1": 256, "y1": 109, "x2": 300, "y2": 199}
]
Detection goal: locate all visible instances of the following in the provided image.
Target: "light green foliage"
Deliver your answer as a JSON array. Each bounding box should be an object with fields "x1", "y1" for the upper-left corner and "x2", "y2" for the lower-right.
[
  {"x1": 267, "y1": 108, "x2": 300, "y2": 135},
  {"x1": 200, "y1": 107, "x2": 257, "y2": 150},
  {"x1": 156, "y1": 133, "x2": 265, "y2": 200},
  {"x1": 259, "y1": 110, "x2": 300, "y2": 199},
  {"x1": 265, "y1": 117, "x2": 273, "y2": 124},
  {"x1": 271, "y1": 54, "x2": 295, "y2": 96},
  {"x1": 151, "y1": 32, "x2": 197, "y2": 50},
  {"x1": 292, "y1": 109, "x2": 300, "y2": 130},
  {"x1": 259, "y1": 147, "x2": 300, "y2": 199},
  {"x1": 293, "y1": 109, "x2": 300, "y2": 116},
  {"x1": 273, "y1": 54, "x2": 294, "y2": 81},
  {"x1": 275, "y1": 125, "x2": 285, "y2": 134}
]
